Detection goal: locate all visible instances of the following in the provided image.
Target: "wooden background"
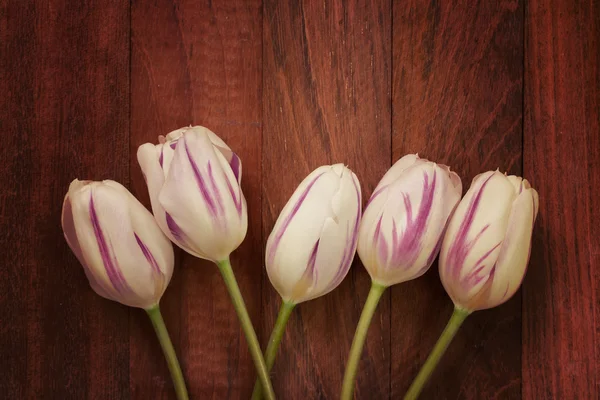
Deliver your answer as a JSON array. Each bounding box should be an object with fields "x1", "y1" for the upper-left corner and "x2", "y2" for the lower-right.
[{"x1": 1, "y1": 0, "x2": 598, "y2": 399}]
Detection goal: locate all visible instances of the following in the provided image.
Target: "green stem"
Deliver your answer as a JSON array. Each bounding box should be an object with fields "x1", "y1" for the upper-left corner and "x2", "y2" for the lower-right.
[
  {"x1": 251, "y1": 301, "x2": 296, "y2": 400},
  {"x1": 403, "y1": 307, "x2": 470, "y2": 400},
  {"x1": 216, "y1": 259, "x2": 276, "y2": 400},
  {"x1": 145, "y1": 305, "x2": 189, "y2": 400},
  {"x1": 341, "y1": 281, "x2": 387, "y2": 400}
]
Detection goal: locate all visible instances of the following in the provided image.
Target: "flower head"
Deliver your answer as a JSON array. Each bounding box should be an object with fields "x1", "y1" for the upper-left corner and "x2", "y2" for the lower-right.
[
  {"x1": 266, "y1": 164, "x2": 362, "y2": 304},
  {"x1": 439, "y1": 170, "x2": 539, "y2": 311},
  {"x1": 137, "y1": 126, "x2": 247, "y2": 262},
  {"x1": 358, "y1": 154, "x2": 462, "y2": 286},
  {"x1": 61, "y1": 179, "x2": 174, "y2": 308}
]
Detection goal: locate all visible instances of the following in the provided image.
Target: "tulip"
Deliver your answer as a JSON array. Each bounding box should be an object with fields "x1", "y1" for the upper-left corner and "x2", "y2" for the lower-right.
[
  {"x1": 251, "y1": 164, "x2": 362, "y2": 400},
  {"x1": 137, "y1": 125, "x2": 247, "y2": 262},
  {"x1": 266, "y1": 163, "x2": 362, "y2": 303},
  {"x1": 342, "y1": 154, "x2": 462, "y2": 400},
  {"x1": 137, "y1": 126, "x2": 274, "y2": 400},
  {"x1": 439, "y1": 171, "x2": 540, "y2": 310},
  {"x1": 404, "y1": 171, "x2": 539, "y2": 400},
  {"x1": 61, "y1": 179, "x2": 188, "y2": 400},
  {"x1": 357, "y1": 154, "x2": 463, "y2": 286}
]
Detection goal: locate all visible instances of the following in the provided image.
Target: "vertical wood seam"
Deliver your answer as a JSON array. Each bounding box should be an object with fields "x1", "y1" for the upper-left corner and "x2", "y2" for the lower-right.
[
  {"x1": 389, "y1": 1, "x2": 394, "y2": 399},
  {"x1": 521, "y1": 1, "x2": 526, "y2": 399},
  {"x1": 128, "y1": 2, "x2": 133, "y2": 398},
  {"x1": 260, "y1": 0, "x2": 265, "y2": 352},
  {"x1": 520, "y1": 0, "x2": 527, "y2": 398}
]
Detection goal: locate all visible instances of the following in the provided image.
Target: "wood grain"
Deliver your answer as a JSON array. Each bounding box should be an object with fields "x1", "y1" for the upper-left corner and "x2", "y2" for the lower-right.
[
  {"x1": 130, "y1": 0, "x2": 263, "y2": 398},
  {"x1": 391, "y1": 1, "x2": 524, "y2": 398},
  {"x1": 262, "y1": 1, "x2": 391, "y2": 398},
  {"x1": 523, "y1": 0, "x2": 599, "y2": 398},
  {"x1": 1, "y1": 0, "x2": 599, "y2": 398},
  {"x1": 0, "y1": 0, "x2": 131, "y2": 398}
]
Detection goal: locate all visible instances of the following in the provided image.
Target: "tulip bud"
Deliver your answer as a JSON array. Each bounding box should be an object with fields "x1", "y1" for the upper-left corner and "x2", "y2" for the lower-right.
[
  {"x1": 357, "y1": 154, "x2": 462, "y2": 287},
  {"x1": 266, "y1": 164, "x2": 362, "y2": 304},
  {"x1": 61, "y1": 179, "x2": 175, "y2": 309},
  {"x1": 137, "y1": 126, "x2": 248, "y2": 262},
  {"x1": 439, "y1": 170, "x2": 539, "y2": 311}
]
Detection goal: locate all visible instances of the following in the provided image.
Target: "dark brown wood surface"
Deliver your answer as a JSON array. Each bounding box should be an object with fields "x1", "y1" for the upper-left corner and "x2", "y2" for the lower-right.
[
  {"x1": 0, "y1": 0, "x2": 597, "y2": 399},
  {"x1": 391, "y1": 1, "x2": 524, "y2": 398},
  {"x1": 129, "y1": 1, "x2": 263, "y2": 398},
  {"x1": 262, "y1": 1, "x2": 391, "y2": 398},
  {"x1": 523, "y1": 0, "x2": 599, "y2": 398},
  {"x1": 1, "y1": 1, "x2": 131, "y2": 398}
]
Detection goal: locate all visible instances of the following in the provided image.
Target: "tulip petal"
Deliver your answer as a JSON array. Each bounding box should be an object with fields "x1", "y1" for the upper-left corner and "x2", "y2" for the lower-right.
[
  {"x1": 96, "y1": 183, "x2": 173, "y2": 307},
  {"x1": 69, "y1": 184, "x2": 129, "y2": 300},
  {"x1": 159, "y1": 128, "x2": 246, "y2": 261},
  {"x1": 361, "y1": 165, "x2": 426, "y2": 281},
  {"x1": 266, "y1": 167, "x2": 328, "y2": 268},
  {"x1": 158, "y1": 134, "x2": 217, "y2": 258},
  {"x1": 161, "y1": 142, "x2": 177, "y2": 176},
  {"x1": 267, "y1": 169, "x2": 342, "y2": 300},
  {"x1": 205, "y1": 128, "x2": 243, "y2": 184},
  {"x1": 266, "y1": 165, "x2": 363, "y2": 303},
  {"x1": 138, "y1": 126, "x2": 248, "y2": 262},
  {"x1": 205, "y1": 127, "x2": 232, "y2": 151},
  {"x1": 360, "y1": 159, "x2": 463, "y2": 287},
  {"x1": 443, "y1": 172, "x2": 513, "y2": 274},
  {"x1": 135, "y1": 233, "x2": 161, "y2": 274},
  {"x1": 165, "y1": 127, "x2": 188, "y2": 142},
  {"x1": 506, "y1": 175, "x2": 524, "y2": 193},
  {"x1": 69, "y1": 182, "x2": 162, "y2": 308},
  {"x1": 440, "y1": 171, "x2": 529, "y2": 309},
  {"x1": 137, "y1": 143, "x2": 172, "y2": 240},
  {"x1": 373, "y1": 154, "x2": 421, "y2": 191},
  {"x1": 229, "y1": 152, "x2": 242, "y2": 182},
  {"x1": 63, "y1": 179, "x2": 174, "y2": 309},
  {"x1": 101, "y1": 180, "x2": 174, "y2": 282},
  {"x1": 62, "y1": 190, "x2": 117, "y2": 301},
  {"x1": 306, "y1": 170, "x2": 362, "y2": 301},
  {"x1": 325, "y1": 177, "x2": 362, "y2": 293},
  {"x1": 288, "y1": 239, "x2": 320, "y2": 301},
  {"x1": 266, "y1": 164, "x2": 363, "y2": 303},
  {"x1": 88, "y1": 194, "x2": 132, "y2": 295},
  {"x1": 482, "y1": 188, "x2": 538, "y2": 309},
  {"x1": 215, "y1": 148, "x2": 244, "y2": 218}
]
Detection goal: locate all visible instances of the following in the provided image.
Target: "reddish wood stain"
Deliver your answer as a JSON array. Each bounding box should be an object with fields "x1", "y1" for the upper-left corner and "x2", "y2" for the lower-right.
[{"x1": 0, "y1": 0, "x2": 597, "y2": 398}]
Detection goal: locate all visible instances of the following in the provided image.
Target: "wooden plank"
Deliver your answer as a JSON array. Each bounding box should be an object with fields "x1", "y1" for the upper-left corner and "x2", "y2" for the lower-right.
[
  {"x1": 262, "y1": 1, "x2": 391, "y2": 398},
  {"x1": 391, "y1": 1, "x2": 524, "y2": 398},
  {"x1": 0, "y1": 0, "x2": 130, "y2": 398},
  {"x1": 523, "y1": 0, "x2": 599, "y2": 398},
  {"x1": 130, "y1": 0, "x2": 263, "y2": 398}
]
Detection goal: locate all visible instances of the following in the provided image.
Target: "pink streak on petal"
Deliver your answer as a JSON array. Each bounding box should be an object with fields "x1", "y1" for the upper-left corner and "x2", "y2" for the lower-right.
[
  {"x1": 207, "y1": 161, "x2": 225, "y2": 217},
  {"x1": 325, "y1": 176, "x2": 362, "y2": 292},
  {"x1": 225, "y1": 174, "x2": 243, "y2": 217},
  {"x1": 502, "y1": 284, "x2": 510, "y2": 299},
  {"x1": 472, "y1": 241, "x2": 502, "y2": 271},
  {"x1": 134, "y1": 233, "x2": 162, "y2": 274},
  {"x1": 89, "y1": 194, "x2": 131, "y2": 294},
  {"x1": 307, "y1": 239, "x2": 320, "y2": 281},
  {"x1": 184, "y1": 139, "x2": 218, "y2": 217},
  {"x1": 230, "y1": 152, "x2": 241, "y2": 182},
  {"x1": 267, "y1": 172, "x2": 326, "y2": 265},
  {"x1": 389, "y1": 170, "x2": 437, "y2": 269},
  {"x1": 375, "y1": 215, "x2": 389, "y2": 265},
  {"x1": 366, "y1": 185, "x2": 387, "y2": 207},
  {"x1": 63, "y1": 195, "x2": 114, "y2": 298},
  {"x1": 445, "y1": 173, "x2": 495, "y2": 279}
]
